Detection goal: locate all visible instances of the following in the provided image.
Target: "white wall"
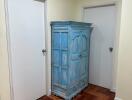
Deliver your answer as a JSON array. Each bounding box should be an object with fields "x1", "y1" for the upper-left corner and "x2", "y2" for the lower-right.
[
  {"x1": 0, "y1": 0, "x2": 11, "y2": 100},
  {"x1": 116, "y1": 0, "x2": 132, "y2": 99}
]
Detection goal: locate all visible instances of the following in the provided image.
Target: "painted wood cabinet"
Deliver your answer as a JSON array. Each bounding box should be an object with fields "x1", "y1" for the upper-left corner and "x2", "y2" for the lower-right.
[{"x1": 51, "y1": 21, "x2": 93, "y2": 100}]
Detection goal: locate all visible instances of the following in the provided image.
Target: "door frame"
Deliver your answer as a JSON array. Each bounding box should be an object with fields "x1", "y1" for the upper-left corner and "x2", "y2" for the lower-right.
[
  {"x1": 4, "y1": 0, "x2": 48, "y2": 100},
  {"x1": 82, "y1": 1, "x2": 122, "y2": 92}
]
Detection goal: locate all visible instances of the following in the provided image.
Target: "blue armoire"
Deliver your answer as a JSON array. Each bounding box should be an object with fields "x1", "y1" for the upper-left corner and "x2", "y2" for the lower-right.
[{"x1": 51, "y1": 21, "x2": 93, "y2": 100}]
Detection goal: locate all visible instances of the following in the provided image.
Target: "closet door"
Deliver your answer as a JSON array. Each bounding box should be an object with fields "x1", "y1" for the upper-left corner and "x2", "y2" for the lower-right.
[
  {"x1": 7, "y1": 0, "x2": 46, "y2": 99},
  {"x1": 84, "y1": 6, "x2": 116, "y2": 89}
]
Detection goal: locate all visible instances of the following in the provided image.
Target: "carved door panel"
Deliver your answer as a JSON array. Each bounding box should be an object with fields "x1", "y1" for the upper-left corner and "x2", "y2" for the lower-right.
[
  {"x1": 70, "y1": 29, "x2": 90, "y2": 84},
  {"x1": 80, "y1": 30, "x2": 90, "y2": 80},
  {"x1": 70, "y1": 30, "x2": 81, "y2": 84}
]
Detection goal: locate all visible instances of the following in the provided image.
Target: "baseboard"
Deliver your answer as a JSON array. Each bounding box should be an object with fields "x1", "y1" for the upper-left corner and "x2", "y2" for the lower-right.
[
  {"x1": 114, "y1": 97, "x2": 122, "y2": 100},
  {"x1": 48, "y1": 89, "x2": 51, "y2": 96},
  {"x1": 110, "y1": 87, "x2": 116, "y2": 92}
]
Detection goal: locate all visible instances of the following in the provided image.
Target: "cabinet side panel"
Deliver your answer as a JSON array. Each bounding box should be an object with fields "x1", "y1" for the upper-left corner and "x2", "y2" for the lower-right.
[{"x1": 51, "y1": 24, "x2": 69, "y2": 97}]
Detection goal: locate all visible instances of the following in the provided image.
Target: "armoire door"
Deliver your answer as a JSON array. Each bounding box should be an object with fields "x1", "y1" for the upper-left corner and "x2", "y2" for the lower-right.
[
  {"x1": 70, "y1": 30, "x2": 82, "y2": 84},
  {"x1": 80, "y1": 30, "x2": 90, "y2": 81},
  {"x1": 70, "y1": 29, "x2": 90, "y2": 85}
]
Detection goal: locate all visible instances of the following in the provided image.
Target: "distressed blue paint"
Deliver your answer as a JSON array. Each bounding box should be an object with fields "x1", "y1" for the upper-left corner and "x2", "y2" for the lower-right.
[{"x1": 51, "y1": 21, "x2": 93, "y2": 100}]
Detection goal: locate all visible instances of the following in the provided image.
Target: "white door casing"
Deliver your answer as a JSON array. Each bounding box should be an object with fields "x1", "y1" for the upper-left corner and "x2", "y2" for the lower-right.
[
  {"x1": 7, "y1": 0, "x2": 46, "y2": 99},
  {"x1": 83, "y1": 5, "x2": 116, "y2": 89}
]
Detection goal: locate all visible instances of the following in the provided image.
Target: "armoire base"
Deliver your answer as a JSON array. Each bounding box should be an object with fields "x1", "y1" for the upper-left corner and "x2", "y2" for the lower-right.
[{"x1": 52, "y1": 84, "x2": 88, "y2": 100}]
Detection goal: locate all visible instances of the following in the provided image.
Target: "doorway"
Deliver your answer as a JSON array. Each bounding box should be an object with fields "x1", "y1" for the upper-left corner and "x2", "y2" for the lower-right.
[
  {"x1": 83, "y1": 4, "x2": 117, "y2": 90},
  {"x1": 7, "y1": 0, "x2": 46, "y2": 99}
]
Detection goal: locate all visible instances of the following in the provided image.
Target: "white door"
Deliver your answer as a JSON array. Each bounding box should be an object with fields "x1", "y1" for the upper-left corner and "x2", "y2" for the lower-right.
[
  {"x1": 83, "y1": 6, "x2": 116, "y2": 89},
  {"x1": 7, "y1": 0, "x2": 46, "y2": 100}
]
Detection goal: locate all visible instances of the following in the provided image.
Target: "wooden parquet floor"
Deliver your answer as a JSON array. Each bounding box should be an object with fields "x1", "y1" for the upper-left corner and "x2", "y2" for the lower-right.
[{"x1": 37, "y1": 84, "x2": 115, "y2": 100}]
